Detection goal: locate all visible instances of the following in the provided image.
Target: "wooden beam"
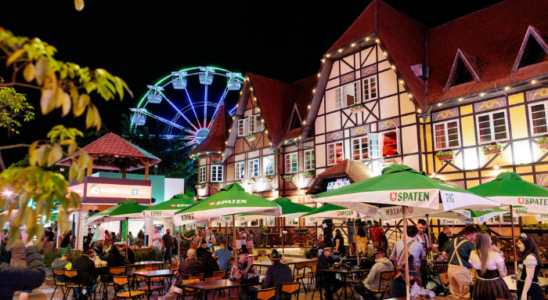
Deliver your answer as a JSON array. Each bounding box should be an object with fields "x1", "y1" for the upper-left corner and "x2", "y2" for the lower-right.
[{"x1": 144, "y1": 160, "x2": 150, "y2": 180}]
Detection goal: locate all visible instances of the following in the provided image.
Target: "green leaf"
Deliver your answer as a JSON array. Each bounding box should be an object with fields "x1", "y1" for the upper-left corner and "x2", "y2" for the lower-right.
[
  {"x1": 23, "y1": 63, "x2": 36, "y2": 82},
  {"x1": 35, "y1": 58, "x2": 50, "y2": 86},
  {"x1": 6, "y1": 48, "x2": 27, "y2": 66}
]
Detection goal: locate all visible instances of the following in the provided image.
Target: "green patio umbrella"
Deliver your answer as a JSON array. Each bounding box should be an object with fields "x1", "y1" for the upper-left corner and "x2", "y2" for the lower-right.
[
  {"x1": 301, "y1": 203, "x2": 366, "y2": 221},
  {"x1": 86, "y1": 199, "x2": 148, "y2": 225},
  {"x1": 142, "y1": 193, "x2": 197, "y2": 221},
  {"x1": 312, "y1": 165, "x2": 500, "y2": 294},
  {"x1": 172, "y1": 183, "x2": 281, "y2": 258},
  {"x1": 468, "y1": 172, "x2": 548, "y2": 274}
]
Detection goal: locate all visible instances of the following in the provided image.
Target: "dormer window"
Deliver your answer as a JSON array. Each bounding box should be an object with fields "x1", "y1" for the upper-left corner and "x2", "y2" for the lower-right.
[
  {"x1": 443, "y1": 49, "x2": 481, "y2": 91},
  {"x1": 512, "y1": 26, "x2": 548, "y2": 73}
]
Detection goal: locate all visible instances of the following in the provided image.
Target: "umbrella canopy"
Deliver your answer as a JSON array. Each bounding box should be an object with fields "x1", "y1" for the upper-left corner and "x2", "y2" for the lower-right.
[
  {"x1": 235, "y1": 198, "x2": 314, "y2": 224},
  {"x1": 511, "y1": 206, "x2": 548, "y2": 217},
  {"x1": 172, "y1": 183, "x2": 281, "y2": 226},
  {"x1": 86, "y1": 199, "x2": 148, "y2": 225},
  {"x1": 142, "y1": 194, "x2": 197, "y2": 221},
  {"x1": 468, "y1": 172, "x2": 548, "y2": 209},
  {"x1": 312, "y1": 165, "x2": 499, "y2": 211},
  {"x1": 300, "y1": 203, "x2": 367, "y2": 224}
]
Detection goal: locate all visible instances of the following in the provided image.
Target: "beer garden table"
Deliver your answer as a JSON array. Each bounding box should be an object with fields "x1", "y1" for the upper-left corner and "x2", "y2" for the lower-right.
[
  {"x1": 318, "y1": 268, "x2": 369, "y2": 300},
  {"x1": 133, "y1": 269, "x2": 176, "y2": 300},
  {"x1": 179, "y1": 279, "x2": 257, "y2": 300}
]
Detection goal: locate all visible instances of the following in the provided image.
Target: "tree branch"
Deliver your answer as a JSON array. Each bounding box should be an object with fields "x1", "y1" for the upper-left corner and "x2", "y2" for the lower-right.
[
  {"x1": 0, "y1": 82, "x2": 42, "y2": 90},
  {"x1": 0, "y1": 144, "x2": 30, "y2": 151}
]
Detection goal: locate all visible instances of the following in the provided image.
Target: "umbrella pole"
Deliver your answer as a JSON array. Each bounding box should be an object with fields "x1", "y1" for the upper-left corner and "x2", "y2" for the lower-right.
[
  {"x1": 510, "y1": 205, "x2": 518, "y2": 274},
  {"x1": 403, "y1": 206, "x2": 410, "y2": 298},
  {"x1": 125, "y1": 218, "x2": 128, "y2": 261},
  {"x1": 233, "y1": 213, "x2": 237, "y2": 268},
  {"x1": 353, "y1": 219, "x2": 359, "y2": 262}
]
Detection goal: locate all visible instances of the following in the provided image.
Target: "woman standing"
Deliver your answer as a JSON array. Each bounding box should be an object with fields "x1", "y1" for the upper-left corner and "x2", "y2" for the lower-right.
[
  {"x1": 469, "y1": 232, "x2": 511, "y2": 300},
  {"x1": 333, "y1": 229, "x2": 346, "y2": 257},
  {"x1": 355, "y1": 227, "x2": 368, "y2": 256},
  {"x1": 240, "y1": 230, "x2": 247, "y2": 252},
  {"x1": 103, "y1": 230, "x2": 111, "y2": 247},
  {"x1": 182, "y1": 228, "x2": 202, "y2": 250},
  {"x1": 137, "y1": 230, "x2": 144, "y2": 247},
  {"x1": 60, "y1": 230, "x2": 72, "y2": 248},
  {"x1": 516, "y1": 235, "x2": 544, "y2": 300},
  {"x1": 205, "y1": 228, "x2": 216, "y2": 250},
  {"x1": 246, "y1": 230, "x2": 254, "y2": 253}
]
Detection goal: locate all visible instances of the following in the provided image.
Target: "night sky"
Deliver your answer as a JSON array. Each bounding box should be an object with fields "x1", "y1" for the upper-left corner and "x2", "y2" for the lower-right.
[{"x1": 0, "y1": 0, "x2": 502, "y2": 166}]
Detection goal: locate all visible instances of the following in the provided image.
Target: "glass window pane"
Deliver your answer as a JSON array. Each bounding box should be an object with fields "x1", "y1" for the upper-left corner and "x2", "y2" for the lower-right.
[
  {"x1": 532, "y1": 104, "x2": 547, "y2": 134},
  {"x1": 382, "y1": 131, "x2": 398, "y2": 157}
]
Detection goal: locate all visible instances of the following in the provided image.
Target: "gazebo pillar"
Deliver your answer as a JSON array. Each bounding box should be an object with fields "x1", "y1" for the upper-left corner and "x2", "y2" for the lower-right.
[
  {"x1": 122, "y1": 168, "x2": 127, "y2": 179},
  {"x1": 144, "y1": 160, "x2": 150, "y2": 180}
]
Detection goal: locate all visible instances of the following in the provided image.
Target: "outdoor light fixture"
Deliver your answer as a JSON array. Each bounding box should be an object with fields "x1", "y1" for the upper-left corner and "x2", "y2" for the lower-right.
[
  {"x1": 351, "y1": 43, "x2": 356, "y2": 47},
  {"x1": 376, "y1": 39, "x2": 380, "y2": 43},
  {"x1": 303, "y1": 121, "x2": 306, "y2": 125},
  {"x1": 338, "y1": 49, "x2": 343, "y2": 53},
  {"x1": 459, "y1": 98, "x2": 463, "y2": 101},
  {"x1": 366, "y1": 37, "x2": 370, "y2": 41},
  {"x1": 417, "y1": 108, "x2": 422, "y2": 113},
  {"x1": 408, "y1": 94, "x2": 413, "y2": 98},
  {"x1": 437, "y1": 103, "x2": 441, "y2": 107},
  {"x1": 480, "y1": 93, "x2": 485, "y2": 96},
  {"x1": 532, "y1": 80, "x2": 537, "y2": 84},
  {"x1": 317, "y1": 73, "x2": 320, "y2": 77},
  {"x1": 3, "y1": 191, "x2": 13, "y2": 197}
]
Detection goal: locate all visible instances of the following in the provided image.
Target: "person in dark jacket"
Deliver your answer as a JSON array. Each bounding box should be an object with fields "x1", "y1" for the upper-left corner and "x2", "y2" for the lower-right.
[
  {"x1": 438, "y1": 226, "x2": 450, "y2": 251},
  {"x1": 83, "y1": 228, "x2": 93, "y2": 253},
  {"x1": 202, "y1": 250, "x2": 220, "y2": 278},
  {"x1": 159, "y1": 249, "x2": 204, "y2": 300},
  {"x1": 0, "y1": 241, "x2": 45, "y2": 300},
  {"x1": 316, "y1": 247, "x2": 343, "y2": 300},
  {"x1": 71, "y1": 251, "x2": 99, "y2": 298},
  {"x1": 98, "y1": 245, "x2": 125, "y2": 283},
  {"x1": 261, "y1": 250, "x2": 292, "y2": 300}
]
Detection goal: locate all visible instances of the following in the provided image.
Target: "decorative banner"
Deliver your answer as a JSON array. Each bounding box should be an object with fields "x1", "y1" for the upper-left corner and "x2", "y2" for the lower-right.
[
  {"x1": 326, "y1": 130, "x2": 344, "y2": 142},
  {"x1": 340, "y1": 72, "x2": 355, "y2": 84},
  {"x1": 326, "y1": 178, "x2": 351, "y2": 191},
  {"x1": 433, "y1": 108, "x2": 459, "y2": 121},
  {"x1": 378, "y1": 118, "x2": 400, "y2": 130},
  {"x1": 351, "y1": 125, "x2": 370, "y2": 137},
  {"x1": 526, "y1": 87, "x2": 548, "y2": 102},
  {"x1": 361, "y1": 65, "x2": 377, "y2": 77},
  {"x1": 474, "y1": 97, "x2": 507, "y2": 112}
]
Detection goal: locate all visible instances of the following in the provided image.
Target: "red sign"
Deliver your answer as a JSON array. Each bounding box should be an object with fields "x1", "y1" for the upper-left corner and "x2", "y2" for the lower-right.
[
  {"x1": 518, "y1": 197, "x2": 525, "y2": 204},
  {"x1": 390, "y1": 193, "x2": 397, "y2": 202}
]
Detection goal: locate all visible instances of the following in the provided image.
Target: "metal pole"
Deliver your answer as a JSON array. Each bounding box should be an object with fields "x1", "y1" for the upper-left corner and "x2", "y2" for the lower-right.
[
  {"x1": 233, "y1": 214, "x2": 237, "y2": 268},
  {"x1": 353, "y1": 219, "x2": 359, "y2": 262},
  {"x1": 510, "y1": 205, "x2": 518, "y2": 274},
  {"x1": 403, "y1": 206, "x2": 410, "y2": 296}
]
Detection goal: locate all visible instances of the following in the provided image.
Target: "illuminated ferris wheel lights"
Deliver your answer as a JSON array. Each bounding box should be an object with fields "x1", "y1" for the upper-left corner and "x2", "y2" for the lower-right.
[
  {"x1": 133, "y1": 114, "x2": 146, "y2": 126},
  {"x1": 171, "y1": 71, "x2": 188, "y2": 90},
  {"x1": 199, "y1": 66, "x2": 215, "y2": 85},
  {"x1": 146, "y1": 85, "x2": 164, "y2": 104}
]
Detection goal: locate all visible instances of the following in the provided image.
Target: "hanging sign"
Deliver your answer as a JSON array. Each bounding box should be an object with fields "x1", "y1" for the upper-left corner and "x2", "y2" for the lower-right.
[{"x1": 326, "y1": 178, "x2": 351, "y2": 191}]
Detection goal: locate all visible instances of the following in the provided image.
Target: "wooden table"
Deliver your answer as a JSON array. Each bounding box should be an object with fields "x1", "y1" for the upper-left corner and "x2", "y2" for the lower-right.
[
  {"x1": 180, "y1": 279, "x2": 257, "y2": 300},
  {"x1": 502, "y1": 275, "x2": 548, "y2": 291},
  {"x1": 133, "y1": 269, "x2": 176, "y2": 300},
  {"x1": 318, "y1": 268, "x2": 369, "y2": 300},
  {"x1": 127, "y1": 260, "x2": 164, "y2": 267},
  {"x1": 253, "y1": 258, "x2": 316, "y2": 267}
]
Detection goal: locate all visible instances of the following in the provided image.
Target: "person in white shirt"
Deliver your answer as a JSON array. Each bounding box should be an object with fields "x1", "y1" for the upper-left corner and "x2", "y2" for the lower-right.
[
  {"x1": 152, "y1": 227, "x2": 162, "y2": 252},
  {"x1": 91, "y1": 224, "x2": 105, "y2": 254},
  {"x1": 390, "y1": 225, "x2": 424, "y2": 297}
]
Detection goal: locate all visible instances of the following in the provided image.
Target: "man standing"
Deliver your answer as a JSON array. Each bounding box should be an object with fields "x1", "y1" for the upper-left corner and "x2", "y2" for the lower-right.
[
  {"x1": 152, "y1": 227, "x2": 162, "y2": 252},
  {"x1": 390, "y1": 225, "x2": 424, "y2": 297},
  {"x1": 83, "y1": 228, "x2": 93, "y2": 253},
  {"x1": 213, "y1": 242, "x2": 231, "y2": 271},
  {"x1": 316, "y1": 247, "x2": 343, "y2": 300},
  {"x1": 355, "y1": 250, "x2": 394, "y2": 298},
  {"x1": 261, "y1": 250, "x2": 292, "y2": 300},
  {"x1": 162, "y1": 229, "x2": 173, "y2": 264},
  {"x1": 438, "y1": 226, "x2": 451, "y2": 251},
  {"x1": 441, "y1": 225, "x2": 478, "y2": 299},
  {"x1": 44, "y1": 228, "x2": 55, "y2": 252},
  {"x1": 416, "y1": 219, "x2": 431, "y2": 252},
  {"x1": 369, "y1": 221, "x2": 385, "y2": 251},
  {"x1": 230, "y1": 249, "x2": 259, "y2": 300}
]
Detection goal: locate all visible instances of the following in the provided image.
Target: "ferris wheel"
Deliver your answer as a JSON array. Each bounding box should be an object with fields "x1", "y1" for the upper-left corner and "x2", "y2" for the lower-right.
[{"x1": 130, "y1": 66, "x2": 242, "y2": 147}]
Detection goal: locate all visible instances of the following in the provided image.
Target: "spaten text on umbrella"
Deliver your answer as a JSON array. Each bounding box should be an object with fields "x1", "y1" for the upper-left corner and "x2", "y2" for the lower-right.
[
  {"x1": 445, "y1": 193, "x2": 454, "y2": 203},
  {"x1": 336, "y1": 210, "x2": 353, "y2": 216},
  {"x1": 389, "y1": 191, "x2": 430, "y2": 202},
  {"x1": 520, "y1": 198, "x2": 548, "y2": 206},
  {"x1": 516, "y1": 207, "x2": 528, "y2": 214},
  {"x1": 209, "y1": 200, "x2": 247, "y2": 206}
]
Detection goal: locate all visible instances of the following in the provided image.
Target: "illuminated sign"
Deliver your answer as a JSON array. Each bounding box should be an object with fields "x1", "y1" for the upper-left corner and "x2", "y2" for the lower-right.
[
  {"x1": 68, "y1": 184, "x2": 84, "y2": 197},
  {"x1": 86, "y1": 183, "x2": 151, "y2": 199},
  {"x1": 326, "y1": 178, "x2": 351, "y2": 191}
]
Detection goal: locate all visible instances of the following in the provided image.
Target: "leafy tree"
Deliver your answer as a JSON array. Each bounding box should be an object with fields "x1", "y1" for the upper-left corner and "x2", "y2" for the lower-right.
[
  {"x1": 0, "y1": 28, "x2": 131, "y2": 246},
  {"x1": 0, "y1": 86, "x2": 34, "y2": 136}
]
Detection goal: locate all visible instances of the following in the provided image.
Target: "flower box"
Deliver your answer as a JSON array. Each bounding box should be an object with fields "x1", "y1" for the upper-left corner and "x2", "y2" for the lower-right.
[
  {"x1": 246, "y1": 134, "x2": 256, "y2": 142},
  {"x1": 538, "y1": 137, "x2": 548, "y2": 149},
  {"x1": 539, "y1": 143, "x2": 548, "y2": 149},
  {"x1": 303, "y1": 172, "x2": 315, "y2": 178},
  {"x1": 261, "y1": 176, "x2": 272, "y2": 182},
  {"x1": 350, "y1": 105, "x2": 366, "y2": 114},
  {"x1": 482, "y1": 144, "x2": 503, "y2": 155},
  {"x1": 195, "y1": 184, "x2": 205, "y2": 190},
  {"x1": 210, "y1": 183, "x2": 222, "y2": 187},
  {"x1": 283, "y1": 175, "x2": 296, "y2": 181},
  {"x1": 437, "y1": 155, "x2": 453, "y2": 161}
]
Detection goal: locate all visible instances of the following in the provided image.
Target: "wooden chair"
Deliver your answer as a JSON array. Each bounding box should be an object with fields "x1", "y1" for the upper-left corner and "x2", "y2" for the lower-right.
[
  {"x1": 189, "y1": 273, "x2": 205, "y2": 281},
  {"x1": 212, "y1": 270, "x2": 227, "y2": 279},
  {"x1": 278, "y1": 282, "x2": 300, "y2": 300},
  {"x1": 113, "y1": 276, "x2": 145, "y2": 299},
  {"x1": 175, "y1": 279, "x2": 201, "y2": 300},
  {"x1": 303, "y1": 263, "x2": 316, "y2": 293},
  {"x1": 367, "y1": 271, "x2": 393, "y2": 299},
  {"x1": 256, "y1": 287, "x2": 277, "y2": 300},
  {"x1": 439, "y1": 273, "x2": 451, "y2": 297},
  {"x1": 64, "y1": 270, "x2": 83, "y2": 300},
  {"x1": 51, "y1": 269, "x2": 68, "y2": 300},
  {"x1": 292, "y1": 263, "x2": 307, "y2": 293}
]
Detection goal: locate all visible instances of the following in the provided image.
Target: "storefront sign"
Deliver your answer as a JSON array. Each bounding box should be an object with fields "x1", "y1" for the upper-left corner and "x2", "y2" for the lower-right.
[
  {"x1": 86, "y1": 183, "x2": 151, "y2": 199},
  {"x1": 69, "y1": 177, "x2": 152, "y2": 204},
  {"x1": 326, "y1": 178, "x2": 351, "y2": 191}
]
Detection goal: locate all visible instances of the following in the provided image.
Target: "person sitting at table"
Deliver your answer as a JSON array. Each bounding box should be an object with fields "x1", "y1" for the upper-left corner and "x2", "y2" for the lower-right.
[
  {"x1": 71, "y1": 250, "x2": 99, "y2": 299},
  {"x1": 316, "y1": 246, "x2": 343, "y2": 300},
  {"x1": 230, "y1": 248, "x2": 259, "y2": 300},
  {"x1": 516, "y1": 234, "x2": 544, "y2": 300},
  {"x1": 355, "y1": 249, "x2": 394, "y2": 299},
  {"x1": 261, "y1": 249, "x2": 292, "y2": 300},
  {"x1": 202, "y1": 250, "x2": 220, "y2": 278},
  {"x1": 52, "y1": 247, "x2": 73, "y2": 282},
  {"x1": 213, "y1": 242, "x2": 231, "y2": 271},
  {"x1": 469, "y1": 232, "x2": 511, "y2": 300},
  {"x1": 197, "y1": 239, "x2": 211, "y2": 259},
  {"x1": 159, "y1": 249, "x2": 204, "y2": 300},
  {"x1": 98, "y1": 245, "x2": 125, "y2": 291},
  {"x1": 389, "y1": 225, "x2": 424, "y2": 298}
]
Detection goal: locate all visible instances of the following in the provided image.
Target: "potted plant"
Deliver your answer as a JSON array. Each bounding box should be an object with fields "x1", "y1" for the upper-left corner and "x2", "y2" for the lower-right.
[
  {"x1": 381, "y1": 158, "x2": 397, "y2": 167},
  {"x1": 246, "y1": 134, "x2": 256, "y2": 142},
  {"x1": 436, "y1": 150, "x2": 455, "y2": 161},
  {"x1": 538, "y1": 137, "x2": 548, "y2": 149},
  {"x1": 195, "y1": 184, "x2": 205, "y2": 190},
  {"x1": 482, "y1": 143, "x2": 503, "y2": 155},
  {"x1": 350, "y1": 104, "x2": 366, "y2": 114},
  {"x1": 283, "y1": 174, "x2": 296, "y2": 181},
  {"x1": 303, "y1": 172, "x2": 315, "y2": 178},
  {"x1": 210, "y1": 183, "x2": 222, "y2": 187}
]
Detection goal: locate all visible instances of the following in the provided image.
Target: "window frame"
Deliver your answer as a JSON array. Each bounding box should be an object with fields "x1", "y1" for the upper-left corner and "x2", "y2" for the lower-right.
[
  {"x1": 475, "y1": 109, "x2": 510, "y2": 145},
  {"x1": 263, "y1": 155, "x2": 275, "y2": 175},
  {"x1": 362, "y1": 75, "x2": 377, "y2": 102},
  {"x1": 210, "y1": 165, "x2": 223, "y2": 182},
  {"x1": 235, "y1": 161, "x2": 246, "y2": 180},
  {"x1": 369, "y1": 133, "x2": 379, "y2": 158},
  {"x1": 199, "y1": 166, "x2": 206, "y2": 183},
  {"x1": 327, "y1": 141, "x2": 344, "y2": 166},
  {"x1": 335, "y1": 81, "x2": 360, "y2": 109},
  {"x1": 379, "y1": 129, "x2": 400, "y2": 158},
  {"x1": 285, "y1": 153, "x2": 298, "y2": 174},
  {"x1": 528, "y1": 101, "x2": 548, "y2": 137},
  {"x1": 248, "y1": 115, "x2": 256, "y2": 134},
  {"x1": 304, "y1": 149, "x2": 315, "y2": 171},
  {"x1": 238, "y1": 119, "x2": 245, "y2": 136},
  {"x1": 433, "y1": 119, "x2": 461, "y2": 151},
  {"x1": 247, "y1": 158, "x2": 260, "y2": 177},
  {"x1": 351, "y1": 136, "x2": 369, "y2": 160}
]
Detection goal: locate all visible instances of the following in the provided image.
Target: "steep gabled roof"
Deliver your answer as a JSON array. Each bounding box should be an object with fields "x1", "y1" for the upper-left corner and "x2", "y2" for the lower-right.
[
  {"x1": 248, "y1": 73, "x2": 303, "y2": 145},
  {"x1": 443, "y1": 49, "x2": 481, "y2": 91},
  {"x1": 426, "y1": 0, "x2": 548, "y2": 104},
  {"x1": 511, "y1": 25, "x2": 548, "y2": 73},
  {"x1": 327, "y1": 2, "x2": 376, "y2": 53},
  {"x1": 277, "y1": 75, "x2": 317, "y2": 143},
  {"x1": 190, "y1": 101, "x2": 231, "y2": 155}
]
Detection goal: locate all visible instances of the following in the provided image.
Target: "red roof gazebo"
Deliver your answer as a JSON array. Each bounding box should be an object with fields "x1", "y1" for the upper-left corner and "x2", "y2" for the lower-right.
[{"x1": 56, "y1": 133, "x2": 161, "y2": 179}]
